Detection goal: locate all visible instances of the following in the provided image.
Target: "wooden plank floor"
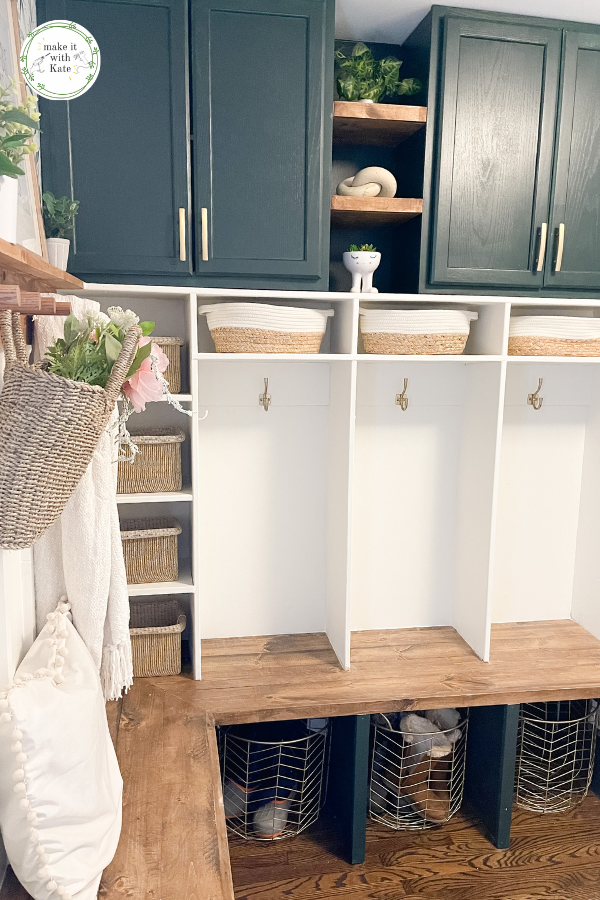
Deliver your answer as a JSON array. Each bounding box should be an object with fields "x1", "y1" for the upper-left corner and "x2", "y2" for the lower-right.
[{"x1": 228, "y1": 798, "x2": 600, "y2": 900}]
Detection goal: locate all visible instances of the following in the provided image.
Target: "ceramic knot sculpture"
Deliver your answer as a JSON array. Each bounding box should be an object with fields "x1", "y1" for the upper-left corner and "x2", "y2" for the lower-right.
[{"x1": 336, "y1": 166, "x2": 397, "y2": 199}]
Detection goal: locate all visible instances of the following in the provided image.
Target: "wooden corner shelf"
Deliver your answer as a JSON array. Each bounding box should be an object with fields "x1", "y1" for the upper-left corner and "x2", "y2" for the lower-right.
[
  {"x1": 331, "y1": 195, "x2": 423, "y2": 227},
  {"x1": 333, "y1": 101, "x2": 427, "y2": 146},
  {"x1": 0, "y1": 237, "x2": 83, "y2": 292}
]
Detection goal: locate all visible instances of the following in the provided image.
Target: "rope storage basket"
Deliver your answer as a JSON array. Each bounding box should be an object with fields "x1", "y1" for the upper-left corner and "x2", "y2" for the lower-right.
[
  {"x1": 129, "y1": 597, "x2": 186, "y2": 677},
  {"x1": 219, "y1": 718, "x2": 330, "y2": 841},
  {"x1": 120, "y1": 516, "x2": 182, "y2": 584},
  {"x1": 509, "y1": 316, "x2": 600, "y2": 356},
  {"x1": 199, "y1": 303, "x2": 334, "y2": 353},
  {"x1": 515, "y1": 700, "x2": 598, "y2": 813},
  {"x1": 359, "y1": 308, "x2": 478, "y2": 355},
  {"x1": 153, "y1": 336, "x2": 183, "y2": 393},
  {"x1": 0, "y1": 311, "x2": 140, "y2": 550},
  {"x1": 117, "y1": 428, "x2": 185, "y2": 494},
  {"x1": 370, "y1": 710, "x2": 469, "y2": 830}
]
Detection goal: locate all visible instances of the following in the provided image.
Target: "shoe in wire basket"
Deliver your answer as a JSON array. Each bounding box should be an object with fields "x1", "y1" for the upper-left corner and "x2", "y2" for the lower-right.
[
  {"x1": 219, "y1": 718, "x2": 329, "y2": 840},
  {"x1": 516, "y1": 699, "x2": 599, "y2": 813},
  {"x1": 370, "y1": 708, "x2": 468, "y2": 829}
]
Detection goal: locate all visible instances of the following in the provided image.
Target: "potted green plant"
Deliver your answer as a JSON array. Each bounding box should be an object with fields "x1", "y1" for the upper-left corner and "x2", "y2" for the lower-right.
[
  {"x1": 0, "y1": 81, "x2": 40, "y2": 243},
  {"x1": 343, "y1": 243, "x2": 381, "y2": 293},
  {"x1": 42, "y1": 191, "x2": 80, "y2": 270},
  {"x1": 335, "y1": 42, "x2": 421, "y2": 103}
]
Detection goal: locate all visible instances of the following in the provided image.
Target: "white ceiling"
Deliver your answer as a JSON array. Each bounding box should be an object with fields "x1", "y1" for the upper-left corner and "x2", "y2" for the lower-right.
[{"x1": 335, "y1": 0, "x2": 600, "y2": 44}]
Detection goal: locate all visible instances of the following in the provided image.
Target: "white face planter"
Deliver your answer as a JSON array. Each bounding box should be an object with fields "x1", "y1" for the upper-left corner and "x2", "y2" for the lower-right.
[{"x1": 342, "y1": 250, "x2": 381, "y2": 293}]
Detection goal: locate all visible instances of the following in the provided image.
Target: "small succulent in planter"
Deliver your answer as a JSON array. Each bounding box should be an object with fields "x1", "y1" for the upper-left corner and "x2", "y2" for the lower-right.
[
  {"x1": 343, "y1": 244, "x2": 381, "y2": 293},
  {"x1": 42, "y1": 191, "x2": 80, "y2": 271},
  {"x1": 335, "y1": 42, "x2": 421, "y2": 103}
]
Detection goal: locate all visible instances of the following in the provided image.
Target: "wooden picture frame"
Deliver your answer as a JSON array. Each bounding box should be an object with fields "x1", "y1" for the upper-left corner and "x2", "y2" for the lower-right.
[{"x1": 1, "y1": 0, "x2": 47, "y2": 260}]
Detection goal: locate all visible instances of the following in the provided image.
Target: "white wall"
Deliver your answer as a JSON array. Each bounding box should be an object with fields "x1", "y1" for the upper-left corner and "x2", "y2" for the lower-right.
[{"x1": 335, "y1": 0, "x2": 600, "y2": 44}]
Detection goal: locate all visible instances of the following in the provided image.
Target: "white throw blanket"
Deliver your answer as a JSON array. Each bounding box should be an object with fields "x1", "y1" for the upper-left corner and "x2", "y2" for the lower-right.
[{"x1": 33, "y1": 298, "x2": 133, "y2": 700}]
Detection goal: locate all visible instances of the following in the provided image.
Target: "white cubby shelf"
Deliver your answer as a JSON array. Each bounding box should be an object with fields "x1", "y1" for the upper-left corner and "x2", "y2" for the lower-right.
[{"x1": 72, "y1": 285, "x2": 600, "y2": 679}]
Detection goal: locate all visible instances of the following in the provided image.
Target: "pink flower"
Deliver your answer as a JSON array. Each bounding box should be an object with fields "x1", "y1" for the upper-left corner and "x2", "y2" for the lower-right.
[{"x1": 122, "y1": 338, "x2": 170, "y2": 413}]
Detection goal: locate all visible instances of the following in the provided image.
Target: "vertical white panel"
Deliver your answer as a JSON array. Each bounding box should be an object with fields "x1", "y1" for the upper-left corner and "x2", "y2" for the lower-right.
[
  {"x1": 326, "y1": 360, "x2": 356, "y2": 670},
  {"x1": 572, "y1": 367, "x2": 600, "y2": 638},
  {"x1": 189, "y1": 294, "x2": 202, "y2": 679},
  {"x1": 464, "y1": 302, "x2": 510, "y2": 355},
  {"x1": 454, "y1": 362, "x2": 506, "y2": 661},
  {"x1": 493, "y1": 363, "x2": 590, "y2": 624}
]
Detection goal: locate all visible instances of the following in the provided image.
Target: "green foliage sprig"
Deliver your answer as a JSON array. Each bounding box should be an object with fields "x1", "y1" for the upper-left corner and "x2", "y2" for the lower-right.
[
  {"x1": 349, "y1": 243, "x2": 377, "y2": 252},
  {"x1": 335, "y1": 42, "x2": 421, "y2": 103},
  {"x1": 0, "y1": 81, "x2": 40, "y2": 178},
  {"x1": 42, "y1": 191, "x2": 80, "y2": 240},
  {"x1": 45, "y1": 307, "x2": 154, "y2": 387}
]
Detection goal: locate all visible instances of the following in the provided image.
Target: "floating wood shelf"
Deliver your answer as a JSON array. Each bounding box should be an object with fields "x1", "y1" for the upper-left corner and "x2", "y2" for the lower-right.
[
  {"x1": 0, "y1": 237, "x2": 83, "y2": 292},
  {"x1": 333, "y1": 101, "x2": 427, "y2": 145},
  {"x1": 331, "y1": 195, "x2": 423, "y2": 227}
]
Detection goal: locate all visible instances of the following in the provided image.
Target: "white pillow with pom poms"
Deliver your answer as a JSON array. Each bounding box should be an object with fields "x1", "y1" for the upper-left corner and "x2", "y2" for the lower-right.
[{"x1": 0, "y1": 597, "x2": 122, "y2": 900}]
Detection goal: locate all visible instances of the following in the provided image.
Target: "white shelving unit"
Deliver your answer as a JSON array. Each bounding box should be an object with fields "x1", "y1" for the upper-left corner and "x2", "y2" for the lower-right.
[{"x1": 73, "y1": 285, "x2": 600, "y2": 679}]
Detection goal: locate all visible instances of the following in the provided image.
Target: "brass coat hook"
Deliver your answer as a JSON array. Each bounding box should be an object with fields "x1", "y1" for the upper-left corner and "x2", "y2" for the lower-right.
[
  {"x1": 259, "y1": 377, "x2": 271, "y2": 412},
  {"x1": 395, "y1": 378, "x2": 409, "y2": 411},
  {"x1": 528, "y1": 378, "x2": 543, "y2": 411}
]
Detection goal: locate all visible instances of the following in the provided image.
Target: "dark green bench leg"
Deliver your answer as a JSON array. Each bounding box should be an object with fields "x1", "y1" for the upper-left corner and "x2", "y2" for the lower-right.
[
  {"x1": 326, "y1": 714, "x2": 371, "y2": 864},
  {"x1": 464, "y1": 704, "x2": 519, "y2": 849}
]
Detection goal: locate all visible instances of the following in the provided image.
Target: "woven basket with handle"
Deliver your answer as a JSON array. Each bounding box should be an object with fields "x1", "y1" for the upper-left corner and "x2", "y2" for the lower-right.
[
  {"x1": 130, "y1": 597, "x2": 186, "y2": 677},
  {"x1": 0, "y1": 311, "x2": 141, "y2": 550}
]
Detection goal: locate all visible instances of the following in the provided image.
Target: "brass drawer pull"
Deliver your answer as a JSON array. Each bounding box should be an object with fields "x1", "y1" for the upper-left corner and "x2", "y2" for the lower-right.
[
  {"x1": 201, "y1": 207, "x2": 209, "y2": 262},
  {"x1": 555, "y1": 222, "x2": 565, "y2": 272},
  {"x1": 536, "y1": 222, "x2": 547, "y2": 272},
  {"x1": 179, "y1": 208, "x2": 186, "y2": 262}
]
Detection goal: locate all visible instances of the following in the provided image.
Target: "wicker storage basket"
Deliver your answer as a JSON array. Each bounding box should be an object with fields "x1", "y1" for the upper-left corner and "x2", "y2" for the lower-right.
[
  {"x1": 130, "y1": 597, "x2": 186, "y2": 677},
  {"x1": 199, "y1": 303, "x2": 334, "y2": 353},
  {"x1": 0, "y1": 311, "x2": 140, "y2": 549},
  {"x1": 117, "y1": 428, "x2": 185, "y2": 494},
  {"x1": 508, "y1": 316, "x2": 600, "y2": 356},
  {"x1": 359, "y1": 308, "x2": 478, "y2": 355},
  {"x1": 120, "y1": 516, "x2": 182, "y2": 584},
  {"x1": 154, "y1": 337, "x2": 183, "y2": 393}
]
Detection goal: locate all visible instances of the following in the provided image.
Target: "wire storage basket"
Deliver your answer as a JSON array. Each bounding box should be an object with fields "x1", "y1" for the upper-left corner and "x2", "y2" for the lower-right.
[
  {"x1": 219, "y1": 718, "x2": 329, "y2": 841},
  {"x1": 153, "y1": 337, "x2": 184, "y2": 393},
  {"x1": 129, "y1": 597, "x2": 186, "y2": 677},
  {"x1": 515, "y1": 700, "x2": 598, "y2": 813},
  {"x1": 117, "y1": 428, "x2": 185, "y2": 494},
  {"x1": 369, "y1": 710, "x2": 469, "y2": 830},
  {"x1": 120, "y1": 516, "x2": 181, "y2": 584}
]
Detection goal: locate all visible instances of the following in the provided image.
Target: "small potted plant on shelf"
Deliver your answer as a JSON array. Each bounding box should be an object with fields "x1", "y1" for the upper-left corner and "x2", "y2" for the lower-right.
[
  {"x1": 42, "y1": 191, "x2": 80, "y2": 270},
  {"x1": 335, "y1": 41, "x2": 421, "y2": 103},
  {"x1": 0, "y1": 81, "x2": 40, "y2": 243},
  {"x1": 343, "y1": 243, "x2": 381, "y2": 293}
]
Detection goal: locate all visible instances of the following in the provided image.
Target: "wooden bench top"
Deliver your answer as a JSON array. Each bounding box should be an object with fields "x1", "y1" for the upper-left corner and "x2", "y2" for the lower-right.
[{"x1": 98, "y1": 620, "x2": 600, "y2": 900}]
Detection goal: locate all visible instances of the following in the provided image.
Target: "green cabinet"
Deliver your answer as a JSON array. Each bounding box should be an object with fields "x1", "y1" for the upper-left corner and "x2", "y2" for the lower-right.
[
  {"x1": 546, "y1": 30, "x2": 600, "y2": 290},
  {"x1": 413, "y1": 7, "x2": 600, "y2": 296},
  {"x1": 191, "y1": 0, "x2": 333, "y2": 283},
  {"x1": 430, "y1": 17, "x2": 561, "y2": 289},
  {"x1": 37, "y1": 0, "x2": 334, "y2": 288},
  {"x1": 38, "y1": 0, "x2": 191, "y2": 277}
]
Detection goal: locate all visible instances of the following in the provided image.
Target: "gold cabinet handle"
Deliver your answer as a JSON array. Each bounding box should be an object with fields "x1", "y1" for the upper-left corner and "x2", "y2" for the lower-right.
[
  {"x1": 179, "y1": 208, "x2": 186, "y2": 262},
  {"x1": 555, "y1": 222, "x2": 565, "y2": 272},
  {"x1": 536, "y1": 222, "x2": 547, "y2": 272},
  {"x1": 201, "y1": 207, "x2": 209, "y2": 262}
]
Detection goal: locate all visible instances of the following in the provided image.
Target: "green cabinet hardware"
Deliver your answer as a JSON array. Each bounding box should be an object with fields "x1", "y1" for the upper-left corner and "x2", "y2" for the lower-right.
[{"x1": 37, "y1": 0, "x2": 191, "y2": 277}]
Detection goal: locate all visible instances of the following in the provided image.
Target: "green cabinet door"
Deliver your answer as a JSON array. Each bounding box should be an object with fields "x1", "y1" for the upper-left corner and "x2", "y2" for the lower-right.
[
  {"x1": 430, "y1": 16, "x2": 561, "y2": 289},
  {"x1": 546, "y1": 31, "x2": 600, "y2": 290},
  {"x1": 37, "y1": 0, "x2": 191, "y2": 277},
  {"x1": 191, "y1": 0, "x2": 333, "y2": 286}
]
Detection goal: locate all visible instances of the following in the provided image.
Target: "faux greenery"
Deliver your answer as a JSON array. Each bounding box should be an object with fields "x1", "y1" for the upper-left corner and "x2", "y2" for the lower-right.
[
  {"x1": 335, "y1": 42, "x2": 421, "y2": 103},
  {"x1": 0, "y1": 81, "x2": 40, "y2": 178},
  {"x1": 42, "y1": 191, "x2": 80, "y2": 240},
  {"x1": 45, "y1": 307, "x2": 155, "y2": 387},
  {"x1": 349, "y1": 243, "x2": 377, "y2": 252}
]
